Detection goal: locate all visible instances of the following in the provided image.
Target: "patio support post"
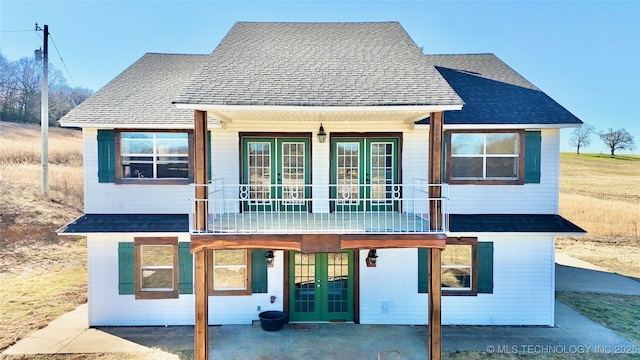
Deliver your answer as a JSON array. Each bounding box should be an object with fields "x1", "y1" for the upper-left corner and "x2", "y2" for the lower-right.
[
  {"x1": 194, "y1": 249, "x2": 209, "y2": 360},
  {"x1": 194, "y1": 110, "x2": 209, "y2": 360},
  {"x1": 428, "y1": 111, "x2": 444, "y2": 360},
  {"x1": 428, "y1": 248, "x2": 442, "y2": 360}
]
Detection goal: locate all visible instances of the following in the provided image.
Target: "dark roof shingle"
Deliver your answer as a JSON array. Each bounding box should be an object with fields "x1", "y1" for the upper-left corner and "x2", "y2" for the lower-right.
[
  {"x1": 57, "y1": 214, "x2": 189, "y2": 233},
  {"x1": 421, "y1": 54, "x2": 582, "y2": 125},
  {"x1": 449, "y1": 214, "x2": 585, "y2": 233}
]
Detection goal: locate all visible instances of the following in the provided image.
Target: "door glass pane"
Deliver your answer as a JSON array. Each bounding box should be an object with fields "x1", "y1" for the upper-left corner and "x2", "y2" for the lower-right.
[
  {"x1": 327, "y1": 253, "x2": 349, "y2": 313},
  {"x1": 281, "y1": 142, "x2": 305, "y2": 205},
  {"x1": 370, "y1": 142, "x2": 394, "y2": 204},
  {"x1": 294, "y1": 253, "x2": 316, "y2": 313},
  {"x1": 336, "y1": 142, "x2": 359, "y2": 204},
  {"x1": 247, "y1": 142, "x2": 271, "y2": 202}
]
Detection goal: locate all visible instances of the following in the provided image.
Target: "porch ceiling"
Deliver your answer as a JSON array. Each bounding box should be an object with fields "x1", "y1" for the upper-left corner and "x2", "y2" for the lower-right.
[{"x1": 174, "y1": 104, "x2": 463, "y2": 125}]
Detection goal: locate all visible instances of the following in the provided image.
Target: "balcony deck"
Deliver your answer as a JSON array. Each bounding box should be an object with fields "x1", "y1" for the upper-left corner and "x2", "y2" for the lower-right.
[{"x1": 190, "y1": 181, "x2": 448, "y2": 235}]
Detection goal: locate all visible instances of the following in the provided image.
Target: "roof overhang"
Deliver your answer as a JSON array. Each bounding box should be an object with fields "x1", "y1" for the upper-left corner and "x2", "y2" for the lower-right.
[
  {"x1": 174, "y1": 104, "x2": 463, "y2": 125},
  {"x1": 58, "y1": 122, "x2": 194, "y2": 129},
  {"x1": 415, "y1": 123, "x2": 583, "y2": 130}
]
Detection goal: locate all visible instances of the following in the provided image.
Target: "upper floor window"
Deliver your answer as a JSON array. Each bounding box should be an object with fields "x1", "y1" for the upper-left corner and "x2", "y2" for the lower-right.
[
  {"x1": 446, "y1": 130, "x2": 524, "y2": 185},
  {"x1": 115, "y1": 130, "x2": 193, "y2": 184}
]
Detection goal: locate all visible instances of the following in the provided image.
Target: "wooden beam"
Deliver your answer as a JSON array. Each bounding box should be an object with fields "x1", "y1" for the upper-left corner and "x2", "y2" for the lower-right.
[
  {"x1": 428, "y1": 111, "x2": 443, "y2": 231},
  {"x1": 191, "y1": 234, "x2": 303, "y2": 253},
  {"x1": 194, "y1": 249, "x2": 209, "y2": 360},
  {"x1": 427, "y1": 111, "x2": 444, "y2": 360},
  {"x1": 340, "y1": 234, "x2": 446, "y2": 250},
  {"x1": 428, "y1": 248, "x2": 442, "y2": 360},
  {"x1": 194, "y1": 110, "x2": 208, "y2": 231},
  {"x1": 191, "y1": 233, "x2": 448, "y2": 253}
]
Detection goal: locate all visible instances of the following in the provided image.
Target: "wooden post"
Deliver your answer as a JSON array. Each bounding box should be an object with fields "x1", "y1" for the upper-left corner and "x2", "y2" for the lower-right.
[
  {"x1": 428, "y1": 248, "x2": 442, "y2": 360},
  {"x1": 428, "y1": 111, "x2": 443, "y2": 231},
  {"x1": 428, "y1": 111, "x2": 444, "y2": 360},
  {"x1": 194, "y1": 110, "x2": 209, "y2": 360},
  {"x1": 194, "y1": 110, "x2": 208, "y2": 230},
  {"x1": 194, "y1": 249, "x2": 209, "y2": 360}
]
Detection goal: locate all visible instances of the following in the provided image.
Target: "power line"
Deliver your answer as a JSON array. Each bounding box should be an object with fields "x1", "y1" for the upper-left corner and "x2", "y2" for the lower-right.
[{"x1": 48, "y1": 33, "x2": 77, "y2": 88}]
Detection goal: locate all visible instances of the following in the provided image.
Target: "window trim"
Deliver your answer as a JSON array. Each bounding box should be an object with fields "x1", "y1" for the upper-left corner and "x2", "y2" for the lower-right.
[
  {"x1": 208, "y1": 249, "x2": 252, "y2": 296},
  {"x1": 115, "y1": 129, "x2": 194, "y2": 185},
  {"x1": 446, "y1": 130, "x2": 525, "y2": 185},
  {"x1": 133, "y1": 237, "x2": 179, "y2": 300},
  {"x1": 442, "y1": 237, "x2": 478, "y2": 296}
]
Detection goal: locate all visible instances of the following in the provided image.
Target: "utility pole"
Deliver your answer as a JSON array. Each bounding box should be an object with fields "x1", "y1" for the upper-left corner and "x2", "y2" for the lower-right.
[{"x1": 36, "y1": 23, "x2": 49, "y2": 196}]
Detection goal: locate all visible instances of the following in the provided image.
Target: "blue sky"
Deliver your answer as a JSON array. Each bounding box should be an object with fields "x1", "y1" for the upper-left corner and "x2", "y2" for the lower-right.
[{"x1": 1, "y1": 0, "x2": 638, "y2": 154}]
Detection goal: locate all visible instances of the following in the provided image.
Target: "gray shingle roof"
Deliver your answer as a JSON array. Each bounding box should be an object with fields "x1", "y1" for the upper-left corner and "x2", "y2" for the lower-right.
[
  {"x1": 57, "y1": 214, "x2": 189, "y2": 233},
  {"x1": 449, "y1": 214, "x2": 585, "y2": 233},
  {"x1": 59, "y1": 53, "x2": 209, "y2": 127},
  {"x1": 173, "y1": 22, "x2": 463, "y2": 107},
  {"x1": 420, "y1": 54, "x2": 582, "y2": 125}
]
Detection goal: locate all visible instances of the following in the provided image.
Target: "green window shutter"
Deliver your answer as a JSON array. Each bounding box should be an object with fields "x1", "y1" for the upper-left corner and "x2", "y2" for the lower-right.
[
  {"x1": 207, "y1": 131, "x2": 212, "y2": 182},
  {"x1": 477, "y1": 242, "x2": 494, "y2": 294},
  {"x1": 251, "y1": 250, "x2": 268, "y2": 293},
  {"x1": 118, "y1": 242, "x2": 135, "y2": 295},
  {"x1": 417, "y1": 248, "x2": 429, "y2": 293},
  {"x1": 178, "y1": 243, "x2": 193, "y2": 294},
  {"x1": 524, "y1": 131, "x2": 541, "y2": 184},
  {"x1": 97, "y1": 130, "x2": 116, "y2": 183}
]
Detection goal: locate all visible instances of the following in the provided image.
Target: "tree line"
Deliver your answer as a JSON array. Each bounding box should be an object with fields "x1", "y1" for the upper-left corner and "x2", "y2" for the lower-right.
[
  {"x1": 570, "y1": 124, "x2": 636, "y2": 157},
  {"x1": 0, "y1": 50, "x2": 92, "y2": 126}
]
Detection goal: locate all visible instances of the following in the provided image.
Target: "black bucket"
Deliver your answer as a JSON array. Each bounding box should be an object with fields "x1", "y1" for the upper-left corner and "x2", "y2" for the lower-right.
[{"x1": 258, "y1": 311, "x2": 287, "y2": 331}]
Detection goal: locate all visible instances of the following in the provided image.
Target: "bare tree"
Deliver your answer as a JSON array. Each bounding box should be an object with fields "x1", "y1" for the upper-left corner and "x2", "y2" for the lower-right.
[
  {"x1": 569, "y1": 123, "x2": 595, "y2": 155},
  {"x1": 599, "y1": 128, "x2": 636, "y2": 157}
]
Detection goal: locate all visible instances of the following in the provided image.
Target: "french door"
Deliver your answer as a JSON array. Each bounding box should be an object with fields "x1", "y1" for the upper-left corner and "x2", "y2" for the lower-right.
[
  {"x1": 242, "y1": 138, "x2": 310, "y2": 211},
  {"x1": 332, "y1": 138, "x2": 399, "y2": 211},
  {"x1": 289, "y1": 251, "x2": 354, "y2": 322}
]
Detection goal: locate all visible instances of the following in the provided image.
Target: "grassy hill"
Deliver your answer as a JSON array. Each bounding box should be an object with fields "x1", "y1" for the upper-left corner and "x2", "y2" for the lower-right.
[
  {"x1": 0, "y1": 121, "x2": 86, "y2": 351},
  {"x1": 558, "y1": 152, "x2": 640, "y2": 279}
]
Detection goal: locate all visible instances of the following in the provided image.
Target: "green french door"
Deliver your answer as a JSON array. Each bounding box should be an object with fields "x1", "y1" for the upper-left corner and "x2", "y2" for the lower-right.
[
  {"x1": 242, "y1": 138, "x2": 310, "y2": 211},
  {"x1": 332, "y1": 138, "x2": 399, "y2": 211},
  {"x1": 289, "y1": 251, "x2": 354, "y2": 322}
]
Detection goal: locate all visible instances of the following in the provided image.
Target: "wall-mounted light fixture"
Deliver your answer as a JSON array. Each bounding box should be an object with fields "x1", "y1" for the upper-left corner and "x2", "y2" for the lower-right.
[
  {"x1": 317, "y1": 123, "x2": 327, "y2": 143},
  {"x1": 366, "y1": 249, "x2": 378, "y2": 267},
  {"x1": 265, "y1": 250, "x2": 275, "y2": 267}
]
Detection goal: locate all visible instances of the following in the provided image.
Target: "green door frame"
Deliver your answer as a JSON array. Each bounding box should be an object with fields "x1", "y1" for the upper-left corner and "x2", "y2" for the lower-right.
[
  {"x1": 288, "y1": 251, "x2": 354, "y2": 322},
  {"x1": 331, "y1": 137, "x2": 399, "y2": 212},
  {"x1": 242, "y1": 138, "x2": 310, "y2": 211}
]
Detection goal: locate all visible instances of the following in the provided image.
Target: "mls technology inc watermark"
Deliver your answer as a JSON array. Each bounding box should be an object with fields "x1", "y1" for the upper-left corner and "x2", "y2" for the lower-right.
[{"x1": 486, "y1": 344, "x2": 638, "y2": 355}]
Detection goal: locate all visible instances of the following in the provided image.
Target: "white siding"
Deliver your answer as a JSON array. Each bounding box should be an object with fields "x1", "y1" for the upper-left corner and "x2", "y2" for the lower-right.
[
  {"x1": 447, "y1": 129, "x2": 560, "y2": 214},
  {"x1": 83, "y1": 129, "x2": 192, "y2": 214},
  {"x1": 84, "y1": 126, "x2": 560, "y2": 215},
  {"x1": 87, "y1": 234, "x2": 285, "y2": 326},
  {"x1": 359, "y1": 235, "x2": 555, "y2": 326}
]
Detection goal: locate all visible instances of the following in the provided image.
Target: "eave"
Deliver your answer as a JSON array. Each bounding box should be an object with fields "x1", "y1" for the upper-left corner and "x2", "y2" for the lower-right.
[{"x1": 174, "y1": 104, "x2": 463, "y2": 124}]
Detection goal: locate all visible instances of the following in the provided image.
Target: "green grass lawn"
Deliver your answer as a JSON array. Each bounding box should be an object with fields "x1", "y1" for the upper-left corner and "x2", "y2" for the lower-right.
[{"x1": 556, "y1": 292, "x2": 640, "y2": 347}]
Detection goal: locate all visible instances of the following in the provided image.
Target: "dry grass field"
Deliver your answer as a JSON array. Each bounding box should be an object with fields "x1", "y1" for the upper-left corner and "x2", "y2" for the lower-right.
[
  {"x1": 1, "y1": 121, "x2": 639, "y2": 359},
  {"x1": 0, "y1": 121, "x2": 86, "y2": 352},
  {"x1": 557, "y1": 153, "x2": 640, "y2": 279}
]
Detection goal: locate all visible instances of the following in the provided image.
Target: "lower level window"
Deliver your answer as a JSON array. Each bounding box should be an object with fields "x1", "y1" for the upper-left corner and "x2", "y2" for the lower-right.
[
  {"x1": 442, "y1": 244, "x2": 473, "y2": 291},
  {"x1": 209, "y1": 250, "x2": 252, "y2": 295},
  {"x1": 134, "y1": 237, "x2": 179, "y2": 299}
]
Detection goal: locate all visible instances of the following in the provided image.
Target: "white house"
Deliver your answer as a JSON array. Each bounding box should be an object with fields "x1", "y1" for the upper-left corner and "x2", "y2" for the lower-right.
[{"x1": 58, "y1": 22, "x2": 584, "y2": 358}]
